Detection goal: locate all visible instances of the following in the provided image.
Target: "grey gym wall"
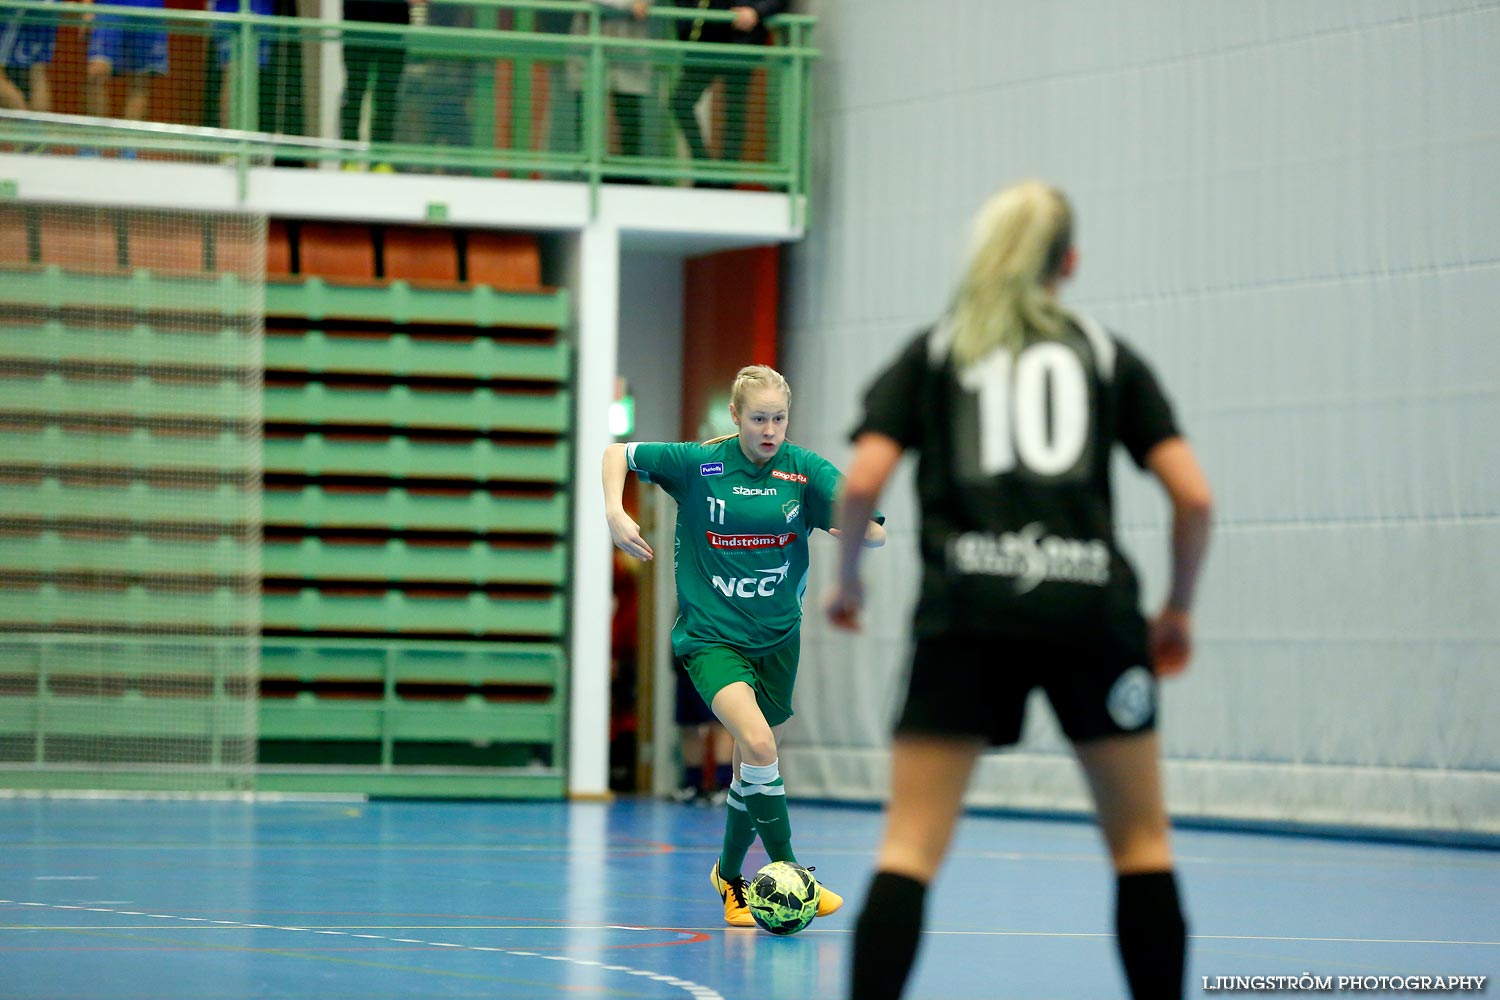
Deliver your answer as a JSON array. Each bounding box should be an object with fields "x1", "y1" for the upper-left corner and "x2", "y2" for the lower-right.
[{"x1": 780, "y1": 0, "x2": 1500, "y2": 835}]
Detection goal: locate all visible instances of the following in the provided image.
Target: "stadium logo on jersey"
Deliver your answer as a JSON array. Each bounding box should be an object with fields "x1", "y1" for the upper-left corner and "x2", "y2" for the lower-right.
[
  {"x1": 700, "y1": 462, "x2": 724, "y2": 476},
  {"x1": 782, "y1": 499, "x2": 801, "y2": 524},
  {"x1": 711, "y1": 561, "x2": 790, "y2": 599},
  {"x1": 706, "y1": 531, "x2": 797, "y2": 550},
  {"x1": 947, "y1": 523, "x2": 1110, "y2": 594},
  {"x1": 771, "y1": 470, "x2": 808, "y2": 483},
  {"x1": 1106, "y1": 667, "x2": 1155, "y2": 730},
  {"x1": 732, "y1": 485, "x2": 778, "y2": 496}
]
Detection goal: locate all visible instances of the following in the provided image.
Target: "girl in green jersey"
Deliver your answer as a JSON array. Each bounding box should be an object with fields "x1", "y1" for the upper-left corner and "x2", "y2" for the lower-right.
[{"x1": 603, "y1": 365, "x2": 886, "y2": 927}]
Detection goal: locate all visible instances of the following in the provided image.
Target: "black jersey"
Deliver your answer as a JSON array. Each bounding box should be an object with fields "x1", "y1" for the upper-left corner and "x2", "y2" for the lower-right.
[{"x1": 852, "y1": 314, "x2": 1180, "y2": 644}]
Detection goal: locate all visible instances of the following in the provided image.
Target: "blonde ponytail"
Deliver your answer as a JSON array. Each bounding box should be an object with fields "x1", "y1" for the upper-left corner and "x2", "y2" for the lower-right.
[{"x1": 950, "y1": 181, "x2": 1074, "y2": 368}]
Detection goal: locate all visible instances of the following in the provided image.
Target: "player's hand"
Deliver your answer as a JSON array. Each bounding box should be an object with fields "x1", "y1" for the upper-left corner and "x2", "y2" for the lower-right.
[
  {"x1": 730, "y1": 5, "x2": 758, "y2": 31},
  {"x1": 824, "y1": 581, "x2": 863, "y2": 632},
  {"x1": 1149, "y1": 606, "x2": 1193, "y2": 677},
  {"x1": 606, "y1": 508, "x2": 653, "y2": 561},
  {"x1": 830, "y1": 524, "x2": 886, "y2": 549}
]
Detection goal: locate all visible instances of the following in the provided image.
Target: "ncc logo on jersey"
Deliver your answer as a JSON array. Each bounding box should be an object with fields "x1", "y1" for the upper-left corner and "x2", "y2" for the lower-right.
[
  {"x1": 700, "y1": 462, "x2": 724, "y2": 477},
  {"x1": 712, "y1": 561, "x2": 790, "y2": 599}
]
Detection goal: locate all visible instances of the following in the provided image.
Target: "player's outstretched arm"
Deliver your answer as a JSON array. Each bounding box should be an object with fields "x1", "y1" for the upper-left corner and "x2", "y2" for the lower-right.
[
  {"x1": 1145, "y1": 436, "x2": 1213, "y2": 676},
  {"x1": 601, "y1": 443, "x2": 654, "y2": 561},
  {"x1": 826, "y1": 432, "x2": 904, "y2": 631}
]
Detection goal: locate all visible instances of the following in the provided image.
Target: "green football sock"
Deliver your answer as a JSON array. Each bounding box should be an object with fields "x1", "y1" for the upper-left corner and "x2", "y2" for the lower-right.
[
  {"x1": 719, "y1": 782, "x2": 758, "y2": 880},
  {"x1": 739, "y1": 760, "x2": 797, "y2": 864}
]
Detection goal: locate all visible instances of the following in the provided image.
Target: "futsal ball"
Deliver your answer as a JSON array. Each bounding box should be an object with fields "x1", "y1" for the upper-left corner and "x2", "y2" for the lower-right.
[{"x1": 745, "y1": 861, "x2": 820, "y2": 935}]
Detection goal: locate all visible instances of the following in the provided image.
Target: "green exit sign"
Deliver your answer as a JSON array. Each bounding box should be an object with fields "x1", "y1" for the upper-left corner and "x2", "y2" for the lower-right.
[
  {"x1": 425, "y1": 201, "x2": 448, "y2": 221},
  {"x1": 0, "y1": 180, "x2": 17, "y2": 199}
]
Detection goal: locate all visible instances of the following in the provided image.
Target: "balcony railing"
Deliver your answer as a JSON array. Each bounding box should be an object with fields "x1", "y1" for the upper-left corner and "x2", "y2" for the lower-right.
[{"x1": 0, "y1": 0, "x2": 817, "y2": 210}]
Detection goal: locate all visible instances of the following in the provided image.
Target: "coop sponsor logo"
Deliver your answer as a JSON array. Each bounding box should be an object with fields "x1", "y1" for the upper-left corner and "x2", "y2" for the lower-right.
[
  {"x1": 770, "y1": 470, "x2": 808, "y2": 483},
  {"x1": 705, "y1": 531, "x2": 798, "y2": 550},
  {"x1": 946, "y1": 523, "x2": 1110, "y2": 594},
  {"x1": 700, "y1": 462, "x2": 724, "y2": 476},
  {"x1": 712, "y1": 561, "x2": 790, "y2": 599}
]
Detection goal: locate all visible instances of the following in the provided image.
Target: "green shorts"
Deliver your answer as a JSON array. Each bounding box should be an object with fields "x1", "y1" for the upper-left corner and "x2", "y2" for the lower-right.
[{"x1": 679, "y1": 641, "x2": 800, "y2": 728}]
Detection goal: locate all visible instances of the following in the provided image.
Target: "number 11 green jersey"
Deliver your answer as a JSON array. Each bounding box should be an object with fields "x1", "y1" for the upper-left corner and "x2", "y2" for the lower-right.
[{"x1": 627, "y1": 438, "x2": 854, "y2": 658}]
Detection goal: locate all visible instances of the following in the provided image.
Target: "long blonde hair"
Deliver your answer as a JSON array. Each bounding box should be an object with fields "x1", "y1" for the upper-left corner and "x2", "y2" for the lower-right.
[
  {"x1": 703, "y1": 365, "x2": 792, "y2": 445},
  {"x1": 949, "y1": 181, "x2": 1075, "y2": 367}
]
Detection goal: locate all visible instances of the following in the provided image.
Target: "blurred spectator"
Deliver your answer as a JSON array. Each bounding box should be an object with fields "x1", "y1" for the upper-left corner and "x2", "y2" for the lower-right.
[
  {"x1": 341, "y1": 0, "x2": 421, "y2": 171},
  {"x1": 668, "y1": 0, "x2": 785, "y2": 185},
  {"x1": 209, "y1": 0, "x2": 273, "y2": 129},
  {"x1": 1, "y1": 0, "x2": 57, "y2": 114},
  {"x1": 674, "y1": 715, "x2": 734, "y2": 805},
  {"x1": 558, "y1": 0, "x2": 653, "y2": 181},
  {"x1": 394, "y1": 0, "x2": 473, "y2": 168},
  {"x1": 86, "y1": 0, "x2": 169, "y2": 140},
  {"x1": 672, "y1": 655, "x2": 733, "y2": 804},
  {"x1": 259, "y1": 0, "x2": 305, "y2": 145},
  {"x1": 202, "y1": 0, "x2": 304, "y2": 156}
]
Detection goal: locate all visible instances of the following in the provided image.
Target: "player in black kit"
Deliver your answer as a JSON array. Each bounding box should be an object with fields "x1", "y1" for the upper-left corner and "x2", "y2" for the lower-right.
[{"x1": 826, "y1": 180, "x2": 1213, "y2": 1000}]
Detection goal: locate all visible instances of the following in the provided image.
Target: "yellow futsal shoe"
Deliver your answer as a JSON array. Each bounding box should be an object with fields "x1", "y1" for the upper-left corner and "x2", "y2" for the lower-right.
[
  {"x1": 710, "y1": 860, "x2": 755, "y2": 927},
  {"x1": 805, "y1": 866, "x2": 844, "y2": 917}
]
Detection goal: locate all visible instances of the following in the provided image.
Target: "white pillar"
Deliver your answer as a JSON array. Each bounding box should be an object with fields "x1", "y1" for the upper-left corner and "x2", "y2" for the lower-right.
[
  {"x1": 315, "y1": 0, "x2": 343, "y2": 159},
  {"x1": 568, "y1": 221, "x2": 620, "y2": 799},
  {"x1": 649, "y1": 494, "x2": 680, "y2": 796}
]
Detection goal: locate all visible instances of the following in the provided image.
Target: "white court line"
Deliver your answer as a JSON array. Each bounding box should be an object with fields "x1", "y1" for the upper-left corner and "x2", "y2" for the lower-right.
[
  {"x1": 0, "y1": 899, "x2": 725, "y2": 1000},
  {"x1": 798, "y1": 928, "x2": 1500, "y2": 948},
  {"x1": 1194, "y1": 934, "x2": 1500, "y2": 947},
  {"x1": 7, "y1": 921, "x2": 1495, "y2": 948},
  {"x1": 729, "y1": 845, "x2": 1500, "y2": 872}
]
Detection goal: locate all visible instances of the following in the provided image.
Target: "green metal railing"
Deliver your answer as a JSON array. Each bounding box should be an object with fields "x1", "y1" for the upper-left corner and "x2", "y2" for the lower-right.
[{"x1": 0, "y1": 0, "x2": 817, "y2": 217}]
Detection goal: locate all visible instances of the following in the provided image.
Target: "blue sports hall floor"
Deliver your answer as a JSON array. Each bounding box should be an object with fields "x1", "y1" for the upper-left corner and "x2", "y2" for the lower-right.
[{"x1": 0, "y1": 796, "x2": 1495, "y2": 1000}]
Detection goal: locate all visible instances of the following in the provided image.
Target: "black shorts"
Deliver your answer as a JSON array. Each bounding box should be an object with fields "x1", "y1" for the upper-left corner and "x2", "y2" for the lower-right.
[{"x1": 895, "y1": 634, "x2": 1158, "y2": 746}]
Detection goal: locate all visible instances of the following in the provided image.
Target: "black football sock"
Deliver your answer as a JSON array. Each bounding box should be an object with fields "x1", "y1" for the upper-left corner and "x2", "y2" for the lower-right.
[
  {"x1": 848, "y1": 870, "x2": 927, "y2": 1000},
  {"x1": 1116, "y1": 870, "x2": 1187, "y2": 1000}
]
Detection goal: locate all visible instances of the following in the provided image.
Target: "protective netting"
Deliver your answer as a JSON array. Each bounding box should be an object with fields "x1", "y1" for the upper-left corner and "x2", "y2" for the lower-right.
[
  {"x1": 0, "y1": 197, "x2": 264, "y2": 791},
  {"x1": 782, "y1": 1, "x2": 1500, "y2": 838}
]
